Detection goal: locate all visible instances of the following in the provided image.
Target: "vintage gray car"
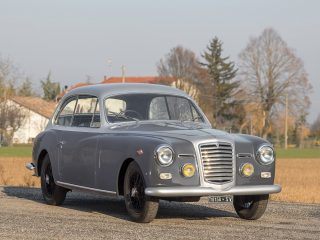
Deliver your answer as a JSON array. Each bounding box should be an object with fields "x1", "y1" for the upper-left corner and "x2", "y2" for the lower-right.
[{"x1": 27, "y1": 83, "x2": 281, "y2": 223}]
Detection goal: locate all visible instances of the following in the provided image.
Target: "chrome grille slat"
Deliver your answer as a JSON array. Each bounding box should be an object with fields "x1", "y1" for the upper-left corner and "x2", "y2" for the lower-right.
[
  {"x1": 202, "y1": 154, "x2": 232, "y2": 158},
  {"x1": 200, "y1": 142, "x2": 233, "y2": 184},
  {"x1": 204, "y1": 169, "x2": 233, "y2": 173}
]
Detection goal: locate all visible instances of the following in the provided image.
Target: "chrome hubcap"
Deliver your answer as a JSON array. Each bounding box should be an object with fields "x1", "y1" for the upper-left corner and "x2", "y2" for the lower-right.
[{"x1": 45, "y1": 174, "x2": 50, "y2": 184}]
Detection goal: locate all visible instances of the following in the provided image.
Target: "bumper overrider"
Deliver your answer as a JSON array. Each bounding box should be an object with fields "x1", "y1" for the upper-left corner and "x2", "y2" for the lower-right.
[{"x1": 145, "y1": 184, "x2": 281, "y2": 197}]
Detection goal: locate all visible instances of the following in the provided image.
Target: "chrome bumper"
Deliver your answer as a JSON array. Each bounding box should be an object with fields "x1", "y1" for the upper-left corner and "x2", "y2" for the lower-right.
[
  {"x1": 25, "y1": 163, "x2": 35, "y2": 171},
  {"x1": 145, "y1": 184, "x2": 281, "y2": 197}
]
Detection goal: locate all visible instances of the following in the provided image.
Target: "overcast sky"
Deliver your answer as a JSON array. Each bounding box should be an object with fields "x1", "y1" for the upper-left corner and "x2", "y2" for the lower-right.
[{"x1": 0, "y1": 0, "x2": 319, "y2": 123}]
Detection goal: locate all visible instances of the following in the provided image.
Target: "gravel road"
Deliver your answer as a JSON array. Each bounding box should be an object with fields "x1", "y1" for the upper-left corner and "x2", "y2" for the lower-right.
[{"x1": 0, "y1": 186, "x2": 319, "y2": 240}]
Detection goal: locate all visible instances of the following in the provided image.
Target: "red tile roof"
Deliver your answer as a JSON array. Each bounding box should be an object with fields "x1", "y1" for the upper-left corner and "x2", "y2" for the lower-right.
[
  {"x1": 56, "y1": 76, "x2": 176, "y2": 100},
  {"x1": 57, "y1": 82, "x2": 91, "y2": 101},
  {"x1": 11, "y1": 96, "x2": 57, "y2": 119},
  {"x1": 101, "y1": 76, "x2": 162, "y2": 84}
]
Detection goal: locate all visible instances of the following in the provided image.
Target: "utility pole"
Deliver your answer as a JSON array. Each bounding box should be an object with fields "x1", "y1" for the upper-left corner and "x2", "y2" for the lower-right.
[
  {"x1": 250, "y1": 115, "x2": 253, "y2": 135},
  {"x1": 284, "y1": 94, "x2": 288, "y2": 150},
  {"x1": 107, "y1": 58, "x2": 112, "y2": 79},
  {"x1": 121, "y1": 65, "x2": 126, "y2": 83}
]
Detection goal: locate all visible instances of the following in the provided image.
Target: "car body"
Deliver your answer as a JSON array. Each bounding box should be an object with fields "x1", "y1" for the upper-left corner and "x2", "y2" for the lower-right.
[{"x1": 27, "y1": 83, "x2": 281, "y2": 222}]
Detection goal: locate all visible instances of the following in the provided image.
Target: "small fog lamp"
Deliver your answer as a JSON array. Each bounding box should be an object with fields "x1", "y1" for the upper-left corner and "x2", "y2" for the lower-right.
[
  {"x1": 241, "y1": 163, "x2": 254, "y2": 177},
  {"x1": 182, "y1": 164, "x2": 195, "y2": 178}
]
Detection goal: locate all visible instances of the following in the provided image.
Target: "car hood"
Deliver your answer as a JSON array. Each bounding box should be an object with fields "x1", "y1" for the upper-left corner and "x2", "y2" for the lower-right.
[{"x1": 107, "y1": 122, "x2": 264, "y2": 146}]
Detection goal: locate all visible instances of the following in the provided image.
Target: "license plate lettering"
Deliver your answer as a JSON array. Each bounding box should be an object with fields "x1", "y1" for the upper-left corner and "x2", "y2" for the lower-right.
[{"x1": 209, "y1": 196, "x2": 233, "y2": 203}]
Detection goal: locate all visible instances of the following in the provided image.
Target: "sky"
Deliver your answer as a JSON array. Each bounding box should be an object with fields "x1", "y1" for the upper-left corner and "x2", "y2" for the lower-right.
[{"x1": 0, "y1": 0, "x2": 319, "y2": 123}]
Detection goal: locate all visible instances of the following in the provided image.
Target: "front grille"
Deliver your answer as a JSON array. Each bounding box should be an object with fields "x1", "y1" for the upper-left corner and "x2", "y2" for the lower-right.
[{"x1": 199, "y1": 142, "x2": 234, "y2": 184}]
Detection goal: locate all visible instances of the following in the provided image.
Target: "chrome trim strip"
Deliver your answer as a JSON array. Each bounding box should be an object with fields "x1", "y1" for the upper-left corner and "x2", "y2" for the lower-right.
[
  {"x1": 25, "y1": 163, "x2": 35, "y2": 171},
  {"x1": 145, "y1": 184, "x2": 282, "y2": 197},
  {"x1": 178, "y1": 154, "x2": 195, "y2": 158},
  {"x1": 56, "y1": 181, "x2": 117, "y2": 195},
  {"x1": 237, "y1": 153, "x2": 253, "y2": 158}
]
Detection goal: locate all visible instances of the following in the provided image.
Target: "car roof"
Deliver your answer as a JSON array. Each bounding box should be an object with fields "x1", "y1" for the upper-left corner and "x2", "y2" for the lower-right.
[{"x1": 63, "y1": 83, "x2": 190, "y2": 99}]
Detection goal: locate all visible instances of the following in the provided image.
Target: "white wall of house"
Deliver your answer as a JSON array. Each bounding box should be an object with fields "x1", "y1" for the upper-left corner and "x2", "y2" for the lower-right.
[
  {"x1": 13, "y1": 109, "x2": 49, "y2": 144},
  {"x1": 6, "y1": 100, "x2": 49, "y2": 144}
]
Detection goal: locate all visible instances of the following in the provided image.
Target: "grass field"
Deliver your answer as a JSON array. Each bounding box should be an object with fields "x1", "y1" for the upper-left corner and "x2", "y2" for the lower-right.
[
  {"x1": 0, "y1": 157, "x2": 39, "y2": 187},
  {"x1": 0, "y1": 155, "x2": 319, "y2": 204},
  {"x1": 0, "y1": 146, "x2": 33, "y2": 158},
  {"x1": 276, "y1": 148, "x2": 320, "y2": 158},
  {"x1": 271, "y1": 158, "x2": 320, "y2": 203}
]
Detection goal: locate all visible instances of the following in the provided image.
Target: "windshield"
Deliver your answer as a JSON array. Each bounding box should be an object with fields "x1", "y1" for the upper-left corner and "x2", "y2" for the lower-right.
[{"x1": 104, "y1": 94, "x2": 204, "y2": 123}]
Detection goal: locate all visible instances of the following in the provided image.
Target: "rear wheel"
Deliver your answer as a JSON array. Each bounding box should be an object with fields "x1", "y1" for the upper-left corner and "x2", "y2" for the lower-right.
[
  {"x1": 124, "y1": 162, "x2": 159, "y2": 223},
  {"x1": 233, "y1": 194, "x2": 269, "y2": 220},
  {"x1": 40, "y1": 155, "x2": 68, "y2": 206}
]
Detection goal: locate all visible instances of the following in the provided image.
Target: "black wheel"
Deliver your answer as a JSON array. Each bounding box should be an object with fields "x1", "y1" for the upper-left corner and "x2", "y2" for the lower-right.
[
  {"x1": 233, "y1": 194, "x2": 269, "y2": 220},
  {"x1": 40, "y1": 155, "x2": 67, "y2": 206},
  {"x1": 124, "y1": 162, "x2": 159, "y2": 223}
]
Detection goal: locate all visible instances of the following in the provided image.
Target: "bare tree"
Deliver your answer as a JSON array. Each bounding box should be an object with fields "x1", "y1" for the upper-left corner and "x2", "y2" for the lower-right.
[
  {"x1": 238, "y1": 28, "x2": 312, "y2": 138},
  {"x1": 311, "y1": 114, "x2": 320, "y2": 139},
  {"x1": 0, "y1": 55, "x2": 25, "y2": 145},
  {"x1": 0, "y1": 55, "x2": 17, "y2": 98},
  {"x1": 0, "y1": 101, "x2": 26, "y2": 145},
  {"x1": 157, "y1": 46, "x2": 202, "y2": 101}
]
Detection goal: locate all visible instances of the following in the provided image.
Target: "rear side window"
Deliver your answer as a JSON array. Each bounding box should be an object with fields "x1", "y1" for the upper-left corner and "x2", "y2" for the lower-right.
[
  {"x1": 55, "y1": 96, "x2": 100, "y2": 128},
  {"x1": 55, "y1": 98, "x2": 77, "y2": 126},
  {"x1": 72, "y1": 97, "x2": 99, "y2": 127}
]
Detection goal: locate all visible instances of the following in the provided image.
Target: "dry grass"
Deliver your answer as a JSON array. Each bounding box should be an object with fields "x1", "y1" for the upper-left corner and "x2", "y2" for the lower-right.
[
  {"x1": 0, "y1": 157, "x2": 319, "y2": 204},
  {"x1": 271, "y1": 158, "x2": 320, "y2": 204},
  {"x1": 0, "y1": 157, "x2": 39, "y2": 187}
]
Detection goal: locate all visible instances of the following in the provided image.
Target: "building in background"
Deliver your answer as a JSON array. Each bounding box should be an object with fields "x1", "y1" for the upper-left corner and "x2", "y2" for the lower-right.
[{"x1": 8, "y1": 96, "x2": 56, "y2": 144}]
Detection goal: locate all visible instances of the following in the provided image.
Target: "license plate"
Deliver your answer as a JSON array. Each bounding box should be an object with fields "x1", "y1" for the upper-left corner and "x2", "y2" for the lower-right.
[{"x1": 208, "y1": 196, "x2": 233, "y2": 203}]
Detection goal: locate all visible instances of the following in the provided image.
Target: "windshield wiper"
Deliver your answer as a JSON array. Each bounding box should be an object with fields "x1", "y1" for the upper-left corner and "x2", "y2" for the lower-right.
[{"x1": 108, "y1": 111, "x2": 139, "y2": 122}]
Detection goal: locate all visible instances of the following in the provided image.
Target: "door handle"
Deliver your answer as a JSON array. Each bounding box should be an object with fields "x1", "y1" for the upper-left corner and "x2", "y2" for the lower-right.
[{"x1": 57, "y1": 140, "x2": 66, "y2": 148}]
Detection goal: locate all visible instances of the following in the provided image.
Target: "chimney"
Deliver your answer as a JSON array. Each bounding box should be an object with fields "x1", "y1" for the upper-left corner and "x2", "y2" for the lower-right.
[{"x1": 104, "y1": 75, "x2": 107, "y2": 81}]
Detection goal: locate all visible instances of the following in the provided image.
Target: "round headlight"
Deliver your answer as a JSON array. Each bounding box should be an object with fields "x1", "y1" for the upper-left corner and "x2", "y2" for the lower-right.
[
  {"x1": 257, "y1": 145, "x2": 274, "y2": 165},
  {"x1": 155, "y1": 145, "x2": 174, "y2": 166}
]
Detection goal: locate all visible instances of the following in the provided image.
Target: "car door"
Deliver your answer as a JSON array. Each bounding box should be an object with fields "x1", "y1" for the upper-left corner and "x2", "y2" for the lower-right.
[{"x1": 54, "y1": 95, "x2": 101, "y2": 188}]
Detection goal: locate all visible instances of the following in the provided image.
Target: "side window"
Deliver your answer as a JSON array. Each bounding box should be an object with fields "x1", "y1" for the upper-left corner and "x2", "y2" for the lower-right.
[
  {"x1": 105, "y1": 98, "x2": 127, "y2": 123},
  {"x1": 92, "y1": 102, "x2": 100, "y2": 128},
  {"x1": 149, "y1": 96, "x2": 169, "y2": 120},
  {"x1": 191, "y1": 105, "x2": 203, "y2": 122},
  {"x1": 105, "y1": 98, "x2": 126, "y2": 114},
  {"x1": 55, "y1": 98, "x2": 77, "y2": 126},
  {"x1": 72, "y1": 97, "x2": 99, "y2": 127},
  {"x1": 167, "y1": 96, "x2": 193, "y2": 121}
]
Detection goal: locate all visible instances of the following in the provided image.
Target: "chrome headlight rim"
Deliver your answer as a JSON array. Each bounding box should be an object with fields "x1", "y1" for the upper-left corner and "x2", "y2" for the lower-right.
[
  {"x1": 155, "y1": 145, "x2": 174, "y2": 166},
  {"x1": 256, "y1": 145, "x2": 275, "y2": 165}
]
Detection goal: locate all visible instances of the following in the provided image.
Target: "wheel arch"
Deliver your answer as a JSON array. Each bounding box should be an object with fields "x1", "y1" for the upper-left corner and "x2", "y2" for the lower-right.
[
  {"x1": 37, "y1": 149, "x2": 49, "y2": 176},
  {"x1": 117, "y1": 158, "x2": 135, "y2": 196}
]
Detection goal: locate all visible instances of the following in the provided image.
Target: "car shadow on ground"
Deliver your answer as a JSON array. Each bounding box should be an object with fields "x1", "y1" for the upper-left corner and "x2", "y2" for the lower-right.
[{"x1": 2, "y1": 186, "x2": 237, "y2": 221}]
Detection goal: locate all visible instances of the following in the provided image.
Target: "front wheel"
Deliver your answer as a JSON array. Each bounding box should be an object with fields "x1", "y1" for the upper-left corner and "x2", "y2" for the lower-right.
[
  {"x1": 124, "y1": 162, "x2": 159, "y2": 223},
  {"x1": 40, "y1": 155, "x2": 68, "y2": 206},
  {"x1": 233, "y1": 194, "x2": 269, "y2": 220}
]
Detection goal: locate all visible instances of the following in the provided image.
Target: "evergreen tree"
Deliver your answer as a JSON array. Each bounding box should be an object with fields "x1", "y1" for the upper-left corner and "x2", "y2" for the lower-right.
[
  {"x1": 18, "y1": 78, "x2": 33, "y2": 96},
  {"x1": 41, "y1": 72, "x2": 60, "y2": 101},
  {"x1": 200, "y1": 37, "x2": 240, "y2": 129}
]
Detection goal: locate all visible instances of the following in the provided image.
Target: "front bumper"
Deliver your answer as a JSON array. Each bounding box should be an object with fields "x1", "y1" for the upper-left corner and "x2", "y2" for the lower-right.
[{"x1": 145, "y1": 184, "x2": 281, "y2": 197}]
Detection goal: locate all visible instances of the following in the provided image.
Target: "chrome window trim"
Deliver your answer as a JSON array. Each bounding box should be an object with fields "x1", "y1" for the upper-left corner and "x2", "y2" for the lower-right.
[
  {"x1": 52, "y1": 94, "x2": 101, "y2": 128},
  {"x1": 102, "y1": 92, "x2": 211, "y2": 126}
]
